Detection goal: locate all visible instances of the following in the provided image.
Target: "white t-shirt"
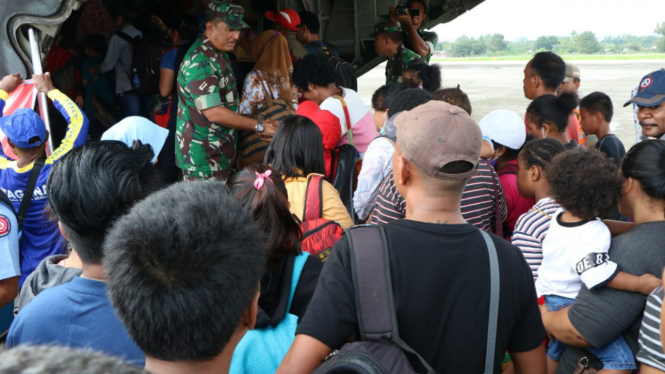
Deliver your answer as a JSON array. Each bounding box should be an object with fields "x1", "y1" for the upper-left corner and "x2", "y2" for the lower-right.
[
  {"x1": 536, "y1": 209, "x2": 618, "y2": 299},
  {"x1": 320, "y1": 88, "x2": 378, "y2": 155}
]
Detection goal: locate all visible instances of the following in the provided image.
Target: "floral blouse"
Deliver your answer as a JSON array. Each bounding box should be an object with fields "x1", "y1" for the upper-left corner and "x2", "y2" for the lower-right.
[{"x1": 239, "y1": 70, "x2": 297, "y2": 116}]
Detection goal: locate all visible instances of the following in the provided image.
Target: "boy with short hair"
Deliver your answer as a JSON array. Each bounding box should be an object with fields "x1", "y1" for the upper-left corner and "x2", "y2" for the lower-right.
[
  {"x1": 104, "y1": 181, "x2": 266, "y2": 374},
  {"x1": 579, "y1": 92, "x2": 626, "y2": 166}
]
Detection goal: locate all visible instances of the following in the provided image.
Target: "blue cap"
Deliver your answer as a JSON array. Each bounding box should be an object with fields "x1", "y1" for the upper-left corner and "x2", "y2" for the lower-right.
[
  {"x1": 624, "y1": 68, "x2": 665, "y2": 107},
  {"x1": 101, "y1": 116, "x2": 169, "y2": 163},
  {"x1": 0, "y1": 109, "x2": 47, "y2": 148}
]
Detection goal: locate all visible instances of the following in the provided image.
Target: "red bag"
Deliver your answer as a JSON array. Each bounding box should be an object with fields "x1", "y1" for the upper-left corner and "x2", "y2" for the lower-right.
[
  {"x1": 299, "y1": 175, "x2": 344, "y2": 263},
  {"x1": 154, "y1": 99, "x2": 171, "y2": 129}
]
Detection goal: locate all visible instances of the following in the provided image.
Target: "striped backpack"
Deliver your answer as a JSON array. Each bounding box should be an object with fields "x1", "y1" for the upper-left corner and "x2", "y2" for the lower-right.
[
  {"x1": 239, "y1": 81, "x2": 297, "y2": 166},
  {"x1": 299, "y1": 175, "x2": 344, "y2": 263}
]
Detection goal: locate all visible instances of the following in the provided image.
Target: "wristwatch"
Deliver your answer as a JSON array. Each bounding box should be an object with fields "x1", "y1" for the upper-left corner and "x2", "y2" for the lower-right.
[{"x1": 255, "y1": 120, "x2": 264, "y2": 134}]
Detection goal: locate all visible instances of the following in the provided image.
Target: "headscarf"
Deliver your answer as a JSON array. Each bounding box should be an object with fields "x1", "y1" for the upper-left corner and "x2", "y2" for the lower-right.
[
  {"x1": 250, "y1": 30, "x2": 296, "y2": 104},
  {"x1": 101, "y1": 116, "x2": 169, "y2": 163}
]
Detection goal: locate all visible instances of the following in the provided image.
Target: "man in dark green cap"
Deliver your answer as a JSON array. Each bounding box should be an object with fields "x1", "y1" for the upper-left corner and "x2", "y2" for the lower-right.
[
  {"x1": 371, "y1": 22, "x2": 424, "y2": 85},
  {"x1": 176, "y1": 1, "x2": 278, "y2": 182}
]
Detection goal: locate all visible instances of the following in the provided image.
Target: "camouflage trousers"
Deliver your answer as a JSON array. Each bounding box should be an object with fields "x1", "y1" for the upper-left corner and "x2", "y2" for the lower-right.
[{"x1": 182, "y1": 169, "x2": 231, "y2": 183}]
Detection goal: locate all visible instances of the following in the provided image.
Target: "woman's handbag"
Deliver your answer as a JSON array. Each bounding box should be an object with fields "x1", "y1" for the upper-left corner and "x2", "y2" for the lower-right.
[{"x1": 238, "y1": 81, "x2": 296, "y2": 166}]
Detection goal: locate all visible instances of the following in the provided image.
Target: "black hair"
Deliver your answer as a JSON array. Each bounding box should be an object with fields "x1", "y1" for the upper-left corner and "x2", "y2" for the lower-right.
[
  {"x1": 621, "y1": 140, "x2": 665, "y2": 213},
  {"x1": 0, "y1": 345, "x2": 147, "y2": 374},
  {"x1": 371, "y1": 83, "x2": 403, "y2": 112},
  {"x1": 579, "y1": 91, "x2": 614, "y2": 123},
  {"x1": 433, "y1": 86, "x2": 472, "y2": 115},
  {"x1": 171, "y1": 15, "x2": 200, "y2": 41},
  {"x1": 264, "y1": 115, "x2": 326, "y2": 178},
  {"x1": 104, "y1": 181, "x2": 266, "y2": 361},
  {"x1": 292, "y1": 54, "x2": 339, "y2": 92},
  {"x1": 404, "y1": 62, "x2": 441, "y2": 92},
  {"x1": 530, "y1": 51, "x2": 566, "y2": 90},
  {"x1": 387, "y1": 88, "x2": 433, "y2": 115},
  {"x1": 526, "y1": 93, "x2": 578, "y2": 132},
  {"x1": 47, "y1": 141, "x2": 160, "y2": 265},
  {"x1": 492, "y1": 141, "x2": 522, "y2": 160},
  {"x1": 299, "y1": 11, "x2": 320, "y2": 35},
  {"x1": 407, "y1": 0, "x2": 428, "y2": 14},
  {"x1": 519, "y1": 138, "x2": 566, "y2": 174},
  {"x1": 83, "y1": 34, "x2": 107, "y2": 56},
  {"x1": 548, "y1": 148, "x2": 623, "y2": 220},
  {"x1": 230, "y1": 164, "x2": 302, "y2": 269}
]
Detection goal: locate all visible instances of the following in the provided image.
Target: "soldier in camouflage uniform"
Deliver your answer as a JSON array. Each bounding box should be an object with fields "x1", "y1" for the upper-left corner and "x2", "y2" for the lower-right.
[
  {"x1": 371, "y1": 22, "x2": 424, "y2": 85},
  {"x1": 176, "y1": 1, "x2": 277, "y2": 182},
  {"x1": 389, "y1": 0, "x2": 439, "y2": 62}
]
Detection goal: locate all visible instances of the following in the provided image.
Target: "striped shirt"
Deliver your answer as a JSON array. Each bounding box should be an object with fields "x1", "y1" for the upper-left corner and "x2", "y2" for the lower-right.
[
  {"x1": 637, "y1": 286, "x2": 665, "y2": 371},
  {"x1": 511, "y1": 197, "x2": 561, "y2": 280},
  {"x1": 370, "y1": 161, "x2": 507, "y2": 232}
]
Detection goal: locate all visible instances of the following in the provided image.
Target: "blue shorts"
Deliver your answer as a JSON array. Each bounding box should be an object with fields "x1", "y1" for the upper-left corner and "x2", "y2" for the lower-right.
[{"x1": 545, "y1": 295, "x2": 636, "y2": 370}]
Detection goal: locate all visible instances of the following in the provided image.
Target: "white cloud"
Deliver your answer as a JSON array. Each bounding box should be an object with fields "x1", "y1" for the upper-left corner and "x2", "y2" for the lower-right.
[{"x1": 432, "y1": 0, "x2": 664, "y2": 41}]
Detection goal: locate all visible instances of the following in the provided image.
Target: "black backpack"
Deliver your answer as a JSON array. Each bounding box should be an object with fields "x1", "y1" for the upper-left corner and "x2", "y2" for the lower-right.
[
  {"x1": 115, "y1": 31, "x2": 169, "y2": 96},
  {"x1": 313, "y1": 225, "x2": 501, "y2": 374},
  {"x1": 310, "y1": 43, "x2": 358, "y2": 91}
]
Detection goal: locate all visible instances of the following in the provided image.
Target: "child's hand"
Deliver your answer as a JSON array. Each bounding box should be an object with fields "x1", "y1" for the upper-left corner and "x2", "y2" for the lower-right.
[{"x1": 638, "y1": 273, "x2": 661, "y2": 295}]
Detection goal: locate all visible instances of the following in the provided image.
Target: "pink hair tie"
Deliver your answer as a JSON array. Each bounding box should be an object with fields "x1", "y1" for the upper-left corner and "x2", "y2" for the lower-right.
[{"x1": 254, "y1": 170, "x2": 273, "y2": 190}]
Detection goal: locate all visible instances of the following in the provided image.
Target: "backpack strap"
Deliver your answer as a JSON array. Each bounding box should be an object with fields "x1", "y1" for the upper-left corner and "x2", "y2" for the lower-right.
[
  {"x1": 480, "y1": 230, "x2": 500, "y2": 374},
  {"x1": 333, "y1": 95, "x2": 354, "y2": 147},
  {"x1": 17, "y1": 158, "x2": 45, "y2": 231},
  {"x1": 114, "y1": 31, "x2": 141, "y2": 45},
  {"x1": 302, "y1": 175, "x2": 324, "y2": 222},
  {"x1": 485, "y1": 160, "x2": 503, "y2": 238},
  {"x1": 346, "y1": 225, "x2": 435, "y2": 374},
  {"x1": 497, "y1": 162, "x2": 519, "y2": 176}
]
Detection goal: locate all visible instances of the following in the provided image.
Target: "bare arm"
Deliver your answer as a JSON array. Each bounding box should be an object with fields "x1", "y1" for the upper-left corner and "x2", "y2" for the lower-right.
[
  {"x1": 159, "y1": 68, "x2": 175, "y2": 98},
  {"x1": 642, "y1": 365, "x2": 665, "y2": 374},
  {"x1": 607, "y1": 271, "x2": 661, "y2": 295},
  {"x1": 275, "y1": 334, "x2": 332, "y2": 374},
  {"x1": 539, "y1": 305, "x2": 591, "y2": 347},
  {"x1": 511, "y1": 343, "x2": 547, "y2": 374},
  {"x1": 201, "y1": 106, "x2": 278, "y2": 137},
  {"x1": 399, "y1": 17, "x2": 430, "y2": 58},
  {"x1": 0, "y1": 276, "x2": 19, "y2": 309},
  {"x1": 602, "y1": 220, "x2": 635, "y2": 237}
]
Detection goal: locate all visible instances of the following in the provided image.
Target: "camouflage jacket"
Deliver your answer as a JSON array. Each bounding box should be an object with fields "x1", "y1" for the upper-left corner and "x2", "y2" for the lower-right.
[
  {"x1": 404, "y1": 29, "x2": 439, "y2": 62},
  {"x1": 176, "y1": 36, "x2": 239, "y2": 174},
  {"x1": 385, "y1": 44, "x2": 424, "y2": 84}
]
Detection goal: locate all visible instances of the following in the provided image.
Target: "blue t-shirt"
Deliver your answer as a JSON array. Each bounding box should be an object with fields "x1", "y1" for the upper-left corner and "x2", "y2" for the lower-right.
[
  {"x1": 0, "y1": 201, "x2": 19, "y2": 281},
  {"x1": 0, "y1": 90, "x2": 89, "y2": 286},
  {"x1": 7, "y1": 276, "x2": 144, "y2": 366}
]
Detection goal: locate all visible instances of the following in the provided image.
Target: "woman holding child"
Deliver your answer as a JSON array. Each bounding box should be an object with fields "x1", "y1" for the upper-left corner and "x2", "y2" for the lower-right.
[{"x1": 540, "y1": 140, "x2": 665, "y2": 373}]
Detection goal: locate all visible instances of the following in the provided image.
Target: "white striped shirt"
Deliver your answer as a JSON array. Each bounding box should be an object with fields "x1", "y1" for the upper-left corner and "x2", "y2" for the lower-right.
[
  {"x1": 511, "y1": 197, "x2": 561, "y2": 280},
  {"x1": 637, "y1": 286, "x2": 665, "y2": 371}
]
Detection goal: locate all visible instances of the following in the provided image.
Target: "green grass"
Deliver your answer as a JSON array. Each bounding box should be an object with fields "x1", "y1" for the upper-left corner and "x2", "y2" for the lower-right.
[{"x1": 431, "y1": 54, "x2": 665, "y2": 62}]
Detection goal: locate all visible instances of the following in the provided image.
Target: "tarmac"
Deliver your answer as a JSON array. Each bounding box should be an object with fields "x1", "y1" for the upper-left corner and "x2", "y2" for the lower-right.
[{"x1": 358, "y1": 60, "x2": 665, "y2": 148}]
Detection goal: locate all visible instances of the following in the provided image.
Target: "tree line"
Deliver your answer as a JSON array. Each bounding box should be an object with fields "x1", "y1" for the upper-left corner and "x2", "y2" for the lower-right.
[{"x1": 438, "y1": 24, "x2": 665, "y2": 57}]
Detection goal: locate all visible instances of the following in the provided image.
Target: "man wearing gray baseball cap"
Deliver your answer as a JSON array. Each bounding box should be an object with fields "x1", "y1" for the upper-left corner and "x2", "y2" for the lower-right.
[{"x1": 276, "y1": 101, "x2": 546, "y2": 374}]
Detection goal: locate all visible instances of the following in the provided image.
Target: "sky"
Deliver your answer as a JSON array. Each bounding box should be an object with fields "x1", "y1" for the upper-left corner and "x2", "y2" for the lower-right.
[{"x1": 432, "y1": 0, "x2": 664, "y2": 41}]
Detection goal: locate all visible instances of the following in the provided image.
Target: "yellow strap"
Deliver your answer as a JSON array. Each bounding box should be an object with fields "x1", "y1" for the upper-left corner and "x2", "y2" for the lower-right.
[{"x1": 530, "y1": 207, "x2": 552, "y2": 220}]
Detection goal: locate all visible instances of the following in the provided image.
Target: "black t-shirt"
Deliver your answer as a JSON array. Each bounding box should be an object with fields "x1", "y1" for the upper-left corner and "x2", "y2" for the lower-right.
[
  {"x1": 296, "y1": 220, "x2": 545, "y2": 373},
  {"x1": 595, "y1": 134, "x2": 626, "y2": 167}
]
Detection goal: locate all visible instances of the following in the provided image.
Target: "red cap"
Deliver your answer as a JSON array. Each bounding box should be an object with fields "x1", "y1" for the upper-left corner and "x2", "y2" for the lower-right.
[
  {"x1": 297, "y1": 101, "x2": 341, "y2": 149},
  {"x1": 265, "y1": 9, "x2": 301, "y2": 31}
]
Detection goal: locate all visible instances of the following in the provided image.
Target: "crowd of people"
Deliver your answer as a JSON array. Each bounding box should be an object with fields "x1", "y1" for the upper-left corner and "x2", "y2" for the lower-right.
[{"x1": 1, "y1": 0, "x2": 665, "y2": 373}]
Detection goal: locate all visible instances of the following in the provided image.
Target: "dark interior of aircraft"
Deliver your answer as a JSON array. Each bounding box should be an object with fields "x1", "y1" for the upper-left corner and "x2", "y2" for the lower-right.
[{"x1": 0, "y1": 0, "x2": 484, "y2": 77}]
